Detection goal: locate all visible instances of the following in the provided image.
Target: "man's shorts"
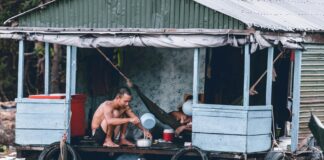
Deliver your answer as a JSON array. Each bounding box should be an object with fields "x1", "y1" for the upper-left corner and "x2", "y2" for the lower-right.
[{"x1": 92, "y1": 126, "x2": 106, "y2": 145}]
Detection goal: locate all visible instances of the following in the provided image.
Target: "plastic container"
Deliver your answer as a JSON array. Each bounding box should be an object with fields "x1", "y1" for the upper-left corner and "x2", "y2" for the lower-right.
[
  {"x1": 28, "y1": 93, "x2": 87, "y2": 137},
  {"x1": 163, "y1": 129, "x2": 174, "y2": 142},
  {"x1": 182, "y1": 100, "x2": 193, "y2": 116},
  {"x1": 140, "y1": 113, "x2": 156, "y2": 130}
]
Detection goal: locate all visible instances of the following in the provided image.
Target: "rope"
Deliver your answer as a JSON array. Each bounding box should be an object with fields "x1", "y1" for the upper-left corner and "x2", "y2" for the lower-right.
[
  {"x1": 60, "y1": 111, "x2": 72, "y2": 160},
  {"x1": 95, "y1": 48, "x2": 130, "y2": 82}
]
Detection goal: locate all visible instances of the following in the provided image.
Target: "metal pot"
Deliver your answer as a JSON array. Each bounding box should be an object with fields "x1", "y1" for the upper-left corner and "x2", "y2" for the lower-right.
[{"x1": 136, "y1": 139, "x2": 152, "y2": 147}]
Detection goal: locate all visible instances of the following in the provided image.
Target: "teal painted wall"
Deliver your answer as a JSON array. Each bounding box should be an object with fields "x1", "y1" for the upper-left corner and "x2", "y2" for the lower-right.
[
  {"x1": 76, "y1": 47, "x2": 205, "y2": 138},
  {"x1": 18, "y1": 0, "x2": 245, "y2": 29}
]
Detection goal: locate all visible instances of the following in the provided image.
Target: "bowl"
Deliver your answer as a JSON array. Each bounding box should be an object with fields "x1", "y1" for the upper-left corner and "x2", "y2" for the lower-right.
[{"x1": 136, "y1": 139, "x2": 152, "y2": 147}]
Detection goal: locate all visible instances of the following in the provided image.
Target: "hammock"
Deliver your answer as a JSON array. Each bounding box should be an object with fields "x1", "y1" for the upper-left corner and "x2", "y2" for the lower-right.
[{"x1": 132, "y1": 84, "x2": 182, "y2": 130}]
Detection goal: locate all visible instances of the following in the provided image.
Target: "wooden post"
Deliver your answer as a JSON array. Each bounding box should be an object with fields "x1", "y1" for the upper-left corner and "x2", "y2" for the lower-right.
[
  {"x1": 243, "y1": 44, "x2": 250, "y2": 108},
  {"x1": 193, "y1": 48, "x2": 200, "y2": 104},
  {"x1": 44, "y1": 42, "x2": 50, "y2": 95},
  {"x1": 17, "y1": 40, "x2": 24, "y2": 99},
  {"x1": 291, "y1": 50, "x2": 302, "y2": 152},
  {"x1": 266, "y1": 47, "x2": 274, "y2": 105},
  {"x1": 71, "y1": 46, "x2": 77, "y2": 95},
  {"x1": 65, "y1": 46, "x2": 72, "y2": 143}
]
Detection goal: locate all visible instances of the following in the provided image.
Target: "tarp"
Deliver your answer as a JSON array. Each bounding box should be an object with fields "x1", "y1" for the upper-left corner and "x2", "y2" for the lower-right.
[{"x1": 0, "y1": 31, "x2": 303, "y2": 51}]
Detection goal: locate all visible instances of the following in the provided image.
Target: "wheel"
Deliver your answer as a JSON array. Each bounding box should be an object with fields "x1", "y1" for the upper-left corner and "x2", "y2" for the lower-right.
[
  {"x1": 171, "y1": 146, "x2": 208, "y2": 160},
  {"x1": 38, "y1": 141, "x2": 81, "y2": 160},
  {"x1": 265, "y1": 151, "x2": 289, "y2": 160}
]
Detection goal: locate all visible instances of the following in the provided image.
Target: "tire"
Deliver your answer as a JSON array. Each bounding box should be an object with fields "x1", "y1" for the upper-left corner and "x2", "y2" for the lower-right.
[
  {"x1": 171, "y1": 146, "x2": 208, "y2": 160},
  {"x1": 38, "y1": 141, "x2": 81, "y2": 160},
  {"x1": 265, "y1": 151, "x2": 289, "y2": 160}
]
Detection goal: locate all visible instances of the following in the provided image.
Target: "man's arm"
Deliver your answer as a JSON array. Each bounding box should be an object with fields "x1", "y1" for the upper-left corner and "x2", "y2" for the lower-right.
[
  {"x1": 104, "y1": 107, "x2": 135, "y2": 126},
  {"x1": 125, "y1": 107, "x2": 152, "y2": 139}
]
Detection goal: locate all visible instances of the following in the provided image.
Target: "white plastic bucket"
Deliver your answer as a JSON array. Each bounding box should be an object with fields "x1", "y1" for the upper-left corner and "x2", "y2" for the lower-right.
[
  {"x1": 140, "y1": 113, "x2": 156, "y2": 129},
  {"x1": 182, "y1": 100, "x2": 193, "y2": 116}
]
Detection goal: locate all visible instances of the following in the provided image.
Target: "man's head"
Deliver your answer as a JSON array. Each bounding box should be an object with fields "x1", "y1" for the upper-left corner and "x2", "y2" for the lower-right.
[{"x1": 115, "y1": 87, "x2": 132, "y2": 107}]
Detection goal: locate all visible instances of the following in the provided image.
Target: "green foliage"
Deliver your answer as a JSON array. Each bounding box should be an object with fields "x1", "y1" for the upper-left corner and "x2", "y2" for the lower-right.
[
  {"x1": 0, "y1": 56, "x2": 15, "y2": 87},
  {"x1": 0, "y1": 0, "x2": 41, "y2": 100}
]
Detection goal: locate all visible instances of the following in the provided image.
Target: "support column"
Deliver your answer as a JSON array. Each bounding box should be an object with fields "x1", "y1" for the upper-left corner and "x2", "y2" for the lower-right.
[
  {"x1": 44, "y1": 42, "x2": 50, "y2": 95},
  {"x1": 291, "y1": 50, "x2": 302, "y2": 152},
  {"x1": 65, "y1": 46, "x2": 72, "y2": 143},
  {"x1": 266, "y1": 47, "x2": 274, "y2": 105},
  {"x1": 243, "y1": 44, "x2": 250, "y2": 108},
  {"x1": 193, "y1": 48, "x2": 200, "y2": 104},
  {"x1": 17, "y1": 40, "x2": 24, "y2": 99},
  {"x1": 71, "y1": 46, "x2": 77, "y2": 95}
]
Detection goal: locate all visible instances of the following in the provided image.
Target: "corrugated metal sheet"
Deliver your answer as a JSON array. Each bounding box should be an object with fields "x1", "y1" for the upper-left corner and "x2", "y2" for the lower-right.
[
  {"x1": 194, "y1": 0, "x2": 324, "y2": 31},
  {"x1": 299, "y1": 44, "x2": 324, "y2": 141},
  {"x1": 17, "y1": 0, "x2": 245, "y2": 29}
]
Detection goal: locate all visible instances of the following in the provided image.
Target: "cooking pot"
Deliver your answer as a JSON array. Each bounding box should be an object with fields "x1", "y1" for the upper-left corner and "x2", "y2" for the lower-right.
[{"x1": 136, "y1": 139, "x2": 152, "y2": 147}]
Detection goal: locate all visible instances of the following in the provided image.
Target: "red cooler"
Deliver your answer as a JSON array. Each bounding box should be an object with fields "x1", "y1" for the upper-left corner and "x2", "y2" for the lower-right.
[{"x1": 28, "y1": 94, "x2": 87, "y2": 137}]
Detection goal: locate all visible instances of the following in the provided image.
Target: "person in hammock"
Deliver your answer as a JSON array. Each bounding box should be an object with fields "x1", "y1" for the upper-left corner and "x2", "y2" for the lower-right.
[
  {"x1": 169, "y1": 95, "x2": 193, "y2": 140},
  {"x1": 91, "y1": 87, "x2": 152, "y2": 147}
]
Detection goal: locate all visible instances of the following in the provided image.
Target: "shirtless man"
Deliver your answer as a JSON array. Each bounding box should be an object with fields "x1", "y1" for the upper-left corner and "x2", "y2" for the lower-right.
[{"x1": 91, "y1": 87, "x2": 152, "y2": 147}]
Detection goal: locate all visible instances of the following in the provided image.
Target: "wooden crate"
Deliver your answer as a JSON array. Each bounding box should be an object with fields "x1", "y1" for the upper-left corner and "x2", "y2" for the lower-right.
[
  {"x1": 15, "y1": 98, "x2": 68, "y2": 145},
  {"x1": 192, "y1": 104, "x2": 272, "y2": 153}
]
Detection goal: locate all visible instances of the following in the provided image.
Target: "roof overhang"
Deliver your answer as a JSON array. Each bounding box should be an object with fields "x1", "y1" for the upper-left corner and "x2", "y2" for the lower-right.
[{"x1": 0, "y1": 27, "x2": 306, "y2": 51}]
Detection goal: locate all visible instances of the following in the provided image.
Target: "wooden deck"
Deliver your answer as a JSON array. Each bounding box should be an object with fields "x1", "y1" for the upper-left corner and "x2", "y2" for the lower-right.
[{"x1": 15, "y1": 143, "x2": 267, "y2": 160}]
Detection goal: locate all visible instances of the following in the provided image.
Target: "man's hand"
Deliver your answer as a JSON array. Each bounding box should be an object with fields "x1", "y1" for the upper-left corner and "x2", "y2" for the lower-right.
[
  {"x1": 175, "y1": 125, "x2": 187, "y2": 136},
  {"x1": 143, "y1": 129, "x2": 152, "y2": 139},
  {"x1": 129, "y1": 117, "x2": 140, "y2": 125}
]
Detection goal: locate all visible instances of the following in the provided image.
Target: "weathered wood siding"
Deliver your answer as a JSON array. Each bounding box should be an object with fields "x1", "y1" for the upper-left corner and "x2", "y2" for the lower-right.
[
  {"x1": 15, "y1": 99, "x2": 68, "y2": 145},
  {"x1": 192, "y1": 105, "x2": 272, "y2": 153},
  {"x1": 299, "y1": 44, "x2": 324, "y2": 141}
]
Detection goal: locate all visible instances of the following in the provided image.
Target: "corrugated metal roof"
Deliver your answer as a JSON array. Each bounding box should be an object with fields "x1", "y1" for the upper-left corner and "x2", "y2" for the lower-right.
[{"x1": 194, "y1": 0, "x2": 324, "y2": 31}]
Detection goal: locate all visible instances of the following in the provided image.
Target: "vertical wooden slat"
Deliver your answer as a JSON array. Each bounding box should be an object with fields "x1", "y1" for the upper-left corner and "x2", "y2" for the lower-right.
[
  {"x1": 71, "y1": 46, "x2": 77, "y2": 95},
  {"x1": 291, "y1": 50, "x2": 302, "y2": 152},
  {"x1": 184, "y1": 0, "x2": 189, "y2": 28},
  {"x1": 208, "y1": 9, "x2": 214, "y2": 29},
  {"x1": 266, "y1": 47, "x2": 274, "y2": 105},
  {"x1": 198, "y1": 5, "x2": 204, "y2": 28},
  {"x1": 121, "y1": 0, "x2": 127, "y2": 28},
  {"x1": 169, "y1": 0, "x2": 175, "y2": 28},
  {"x1": 140, "y1": 0, "x2": 146, "y2": 28},
  {"x1": 174, "y1": 0, "x2": 180, "y2": 28},
  {"x1": 188, "y1": 1, "x2": 195, "y2": 28},
  {"x1": 147, "y1": 0, "x2": 153, "y2": 28},
  {"x1": 193, "y1": 48, "x2": 200, "y2": 104},
  {"x1": 179, "y1": 0, "x2": 184, "y2": 28},
  {"x1": 203, "y1": 7, "x2": 208, "y2": 28},
  {"x1": 44, "y1": 42, "x2": 50, "y2": 95},
  {"x1": 243, "y1": 44, "x2": 250, "y2": 108},
  {"x1": 17, "y1": 40, "x2": 24, "y2": 99},
  {"x1": 65, "y1": 46, "x2": 72, "y2": 143}
]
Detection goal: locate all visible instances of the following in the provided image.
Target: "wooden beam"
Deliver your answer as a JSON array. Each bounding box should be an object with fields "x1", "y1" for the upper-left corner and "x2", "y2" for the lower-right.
[
  {"x1": 291, "y1": 50, "x2": 302, "y2": 152},
  {"x1": 44, "y1": 42, "x2": 50, "y2": 95},
  {"x1": 193, "y1": 48, "x2": 200, "y2": 104},
  {"x1": 266, "y1": 47, "x2": 274, "y2": 105},
  {"x1": 71, "y1": 46, "x2": 77, "y2": 95},
  {"x1": 65, "y1": 46, "x2": 72, "y2": 143},
  {"x1": 17, "y1": 40, "x2": 24, "y2": 99},
  {"x1": 243, "y1": 44, "x2": 250, "y2": 108}
]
